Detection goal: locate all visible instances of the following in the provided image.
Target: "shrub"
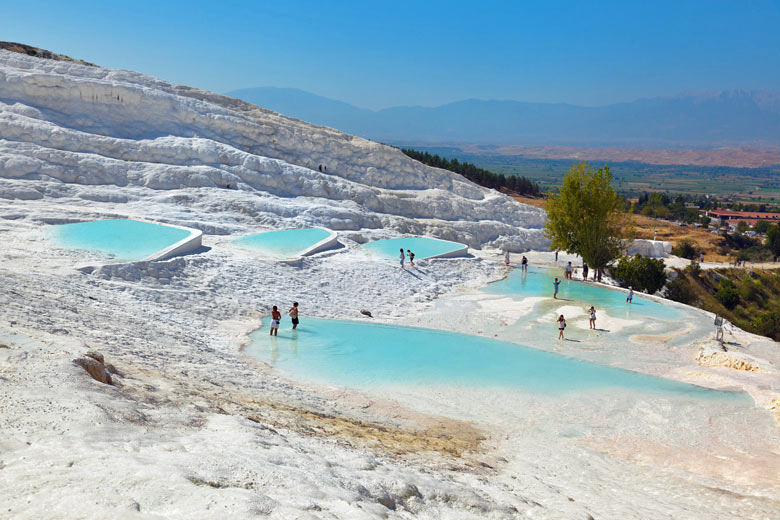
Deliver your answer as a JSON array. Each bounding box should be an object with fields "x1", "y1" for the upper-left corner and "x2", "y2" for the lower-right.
[
  {"x1": 610, "y1": 255, "x2": 667, "y2": 294},
  {"x1": 751, "y1": 310, "x2": 780, "y2": 340},
  {"x1": 671, "y1": 239, "x2": 698, "y2": 259},
  {"x1": 685, "y1": 260, "x2": 702, "y2": 277},
  {"x1": 715, "y1": 279, "x2": 740, "y2": 309},
  {"x1": 664, "y1": 277, "x2": 696, "y2": 304}
]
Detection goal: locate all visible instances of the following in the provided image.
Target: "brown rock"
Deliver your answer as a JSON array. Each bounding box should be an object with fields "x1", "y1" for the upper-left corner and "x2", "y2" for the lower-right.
[
  {"x1": 85, "y1": 351, "x2": 105, "y2": 364},
  {"x1": 74, "y1": 357, "x2": 112, "y2": 384}
]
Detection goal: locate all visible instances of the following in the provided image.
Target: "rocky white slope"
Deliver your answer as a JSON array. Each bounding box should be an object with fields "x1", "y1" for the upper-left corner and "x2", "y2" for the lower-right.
[
  {"x1": 0, "y1": 50, "x2": 546, "y2": 249},
  {"x1": 1, "y1": 49, "x2": 779, "y2": 520}
]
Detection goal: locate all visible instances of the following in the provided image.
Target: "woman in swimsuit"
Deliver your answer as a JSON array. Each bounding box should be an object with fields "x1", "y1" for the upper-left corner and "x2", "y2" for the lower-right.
[
  {"x1": 588, "y1": 306, "x2": 596, "y2": 329},
  {"x1": 557, "y1": 315, "x2": 566, "y2": 340}
]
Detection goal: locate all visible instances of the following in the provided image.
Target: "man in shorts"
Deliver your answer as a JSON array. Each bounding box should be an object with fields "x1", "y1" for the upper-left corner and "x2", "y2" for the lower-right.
[
  {"x1": 288, "y1": 302, "x2": 300, "y2": 330},
  {"x1": 553, "y1": 277, "x2": 560, "y2": 299},
  {"x1": 270, "y1": 305, "x2": 281, "y2": 336},
  {"x1": 626, "y1": 286, "x2": 633, "y2": 304}
]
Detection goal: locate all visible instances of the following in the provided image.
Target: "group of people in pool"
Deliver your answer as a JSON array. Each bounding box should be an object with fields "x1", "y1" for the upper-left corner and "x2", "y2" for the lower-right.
[
  {"x1": 507, "y1": 253, "x2": 636, "y2": 340},
  {"x1": 269, "y1": 302, "x2": 300, "y2": 336}
]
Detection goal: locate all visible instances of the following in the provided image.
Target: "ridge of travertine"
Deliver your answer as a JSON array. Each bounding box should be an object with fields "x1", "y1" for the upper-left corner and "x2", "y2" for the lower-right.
[{"x1": 0, "y1": 49, "x2": 547, "y2": 249}]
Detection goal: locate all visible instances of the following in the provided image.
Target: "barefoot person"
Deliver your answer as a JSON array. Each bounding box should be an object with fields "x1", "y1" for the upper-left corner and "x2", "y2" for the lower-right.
[
  {"x1": 557, "y1": 315, "x2": 566, "y2": 339},
  {"x1": 588, "y1": 306, "x2": 596, "y2": 329},
  {"x1": 288, "y1": 302, "x2": 300, "y2": 330},
  {"x1": 407, "y1": 249, "x2": 415, "y2": 267},
  {"x1": 626, "y1": 286, "x2": 633, "y2": 304},
  {"x1": 399, "y1": 248, "x2": 405, "y2": 269},
  {"x1": 582, "y1": 262, "x2": 589, "y2": 281},
  {"x1": 270, "y1": 305, "x2": 281, "y2": 336},
  {"x1": 565, "y1": 261, "x2": 573, "y2": 280},
  {"x1": 521, "y1": 255, "x2": 528, "y2": 271},
  {"x1": 504, "y1": 250, "x2": 511, "y2": 266},
  {"x1": 553, "y1": 277, "x2": 560, "y2": 299}
]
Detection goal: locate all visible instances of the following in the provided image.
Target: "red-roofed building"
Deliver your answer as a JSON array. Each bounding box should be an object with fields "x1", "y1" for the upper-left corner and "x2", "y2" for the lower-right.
[{"x1": 706, "y1": 209, "x2": 780, "y2": 227}]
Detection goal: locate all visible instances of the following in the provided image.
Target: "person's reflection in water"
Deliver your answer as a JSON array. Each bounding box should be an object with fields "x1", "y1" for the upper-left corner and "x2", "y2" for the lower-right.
[
  {"x1": 288, "y1": 329, "x2": 299, "y2": 357},
  {"x1": 269, "y1": 335, "x2": 280, "y2": 364}
]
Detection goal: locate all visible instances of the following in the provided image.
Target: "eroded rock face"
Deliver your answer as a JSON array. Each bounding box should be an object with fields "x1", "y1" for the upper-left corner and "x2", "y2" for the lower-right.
[
  {"x1": 696, "y1": 348, "x2": 759, "y2": 372},
  {"x1": 74, "y1": 354, "x2": 112, "y2": 384}
]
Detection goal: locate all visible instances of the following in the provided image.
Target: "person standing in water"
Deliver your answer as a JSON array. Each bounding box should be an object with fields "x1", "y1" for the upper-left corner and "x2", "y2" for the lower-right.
[
  {"x1": 582, "y1": 262, "x2": 589, "y2": 281},
  {"x1": 588, "y1": 306, "x2": 596, "y2": 329},
  {"x1": 288, "y1": 302, "x2": 299, "y2": 330},
  {"x1": 565, "y1": 261, "x2": 573, "y2": 280},
  {"x1": 553, "y1": 277, "x2": 560, "y2": 299},
  {"x1": 504, "y1": 250, "x2": 511, "y2": 266},
  {"x1": 557, "y1": 315, "x2": 566, "y2": 339},
  {"x1": 407, "y1": 249, "x2": 415, "y2": 267},
  {"x1": 270, "y1": 305, "x2": 281, "y2": 336},
  {"x1": 399, "y1": 248, "x2": 405, "y2": 269},
  {"x1": 521, "y1": 255, "x2": 528, "y2": 271},
  {"x1": 626, "y1": 286, "x2": 634, "y2": 304}
]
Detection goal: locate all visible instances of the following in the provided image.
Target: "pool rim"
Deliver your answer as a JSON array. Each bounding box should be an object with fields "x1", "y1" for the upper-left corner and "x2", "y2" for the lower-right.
[
  {"x1": 363, "y1": 236, "x2": 469, "y2": 260},
  {"x1": 50, "y1": 217, "x2": 203, "y2": 265},
  {"x1": 233, "y1": 226, "x2": 339, "y2": 262}
]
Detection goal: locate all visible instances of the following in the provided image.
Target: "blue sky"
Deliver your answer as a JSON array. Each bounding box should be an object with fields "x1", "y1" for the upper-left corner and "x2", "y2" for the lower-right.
[{"x1": 1, "y1": 0, "x2": 778, "y2": 109}]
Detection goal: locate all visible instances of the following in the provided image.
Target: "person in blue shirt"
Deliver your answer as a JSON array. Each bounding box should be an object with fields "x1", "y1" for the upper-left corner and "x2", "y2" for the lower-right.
[{"x1": 553, "y1": 277, "x2": 560, "y2": 299}]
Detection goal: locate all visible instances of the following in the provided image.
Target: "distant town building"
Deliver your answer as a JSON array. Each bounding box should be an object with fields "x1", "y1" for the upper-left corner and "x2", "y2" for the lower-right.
[
  {"x1": 704, "y1": 209, "x2": 780, "y2": 226},
  {"x1": 684, "y1": 202, "x2": 699, "y2": 209},
  {"x1": 705, "y1": 209, "x2": 780, "y2": 228}
]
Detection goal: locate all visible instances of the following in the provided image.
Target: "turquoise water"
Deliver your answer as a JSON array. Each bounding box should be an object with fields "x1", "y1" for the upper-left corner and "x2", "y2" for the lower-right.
[
  {"x1": 51, "y1": 219, "x2": 191, "y2": 261},
  {"x1": 234, "y1": 228, "x2": 332, "y2": 258},
  {"x1": 486, "y1": 266, "x2": 683, "y2": 321},
  {"x1": 247, "y1": 317, "x2": 743, "y2": 400},
  {"x1": 363, "y1": 237, "x2": 466, "y2": 260}
]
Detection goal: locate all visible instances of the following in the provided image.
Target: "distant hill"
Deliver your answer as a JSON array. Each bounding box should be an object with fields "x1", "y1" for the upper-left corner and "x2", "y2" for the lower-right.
[{"x1": 227, "y1": 87, "x2": 780, "y2": 148}]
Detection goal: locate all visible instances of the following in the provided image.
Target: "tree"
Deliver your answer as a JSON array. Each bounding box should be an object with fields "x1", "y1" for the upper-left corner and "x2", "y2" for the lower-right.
[
  {"x1": 545, "y1": 163, "x2": 630, "y2": 280},
  {"x1": 767, "y1": 226, "x2": 780, "y2": 260},
  {"x1": 754, "y1": 220, "x2": 772, "y2": 234},
  {"x1": 610, "y1": 255, "x2": 667, "y2": 294},
  {"x1": 736, "y1": 220, "x2": 749, "y2": 234},
  {"x1": 671, "y1": 239, "x2": 698, "y2": 259},
  {"x1": 715, "y1": 279, "x2": 740, "y2": 309}
]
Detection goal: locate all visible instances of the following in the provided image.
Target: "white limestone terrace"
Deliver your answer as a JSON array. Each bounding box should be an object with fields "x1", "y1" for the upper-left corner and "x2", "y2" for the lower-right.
[
  {"x1": 0, "y1": 49, "x2": 546, "y2": 250},
  {"x1": 1, "y1": 48, "x2": 779, "y2": 519}
]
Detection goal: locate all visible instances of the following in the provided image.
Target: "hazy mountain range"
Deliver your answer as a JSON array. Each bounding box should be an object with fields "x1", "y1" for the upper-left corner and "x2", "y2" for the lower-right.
[{"x1": 227, "y1": 87, "x2": 780, "y2": 148}]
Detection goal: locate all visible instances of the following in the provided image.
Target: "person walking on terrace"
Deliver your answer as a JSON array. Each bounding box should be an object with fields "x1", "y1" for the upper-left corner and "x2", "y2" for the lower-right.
[
  {"x1": 400, "y1": 248, "x2": 405, "y2": 269},
  {"x1": 588, "y1": 306, "x2": 596, "y2": 329},
  {"x1": 521, "y1": 255, "x2": 528, "y2": 271},
  {"x1": 553, "y1": 277, "x2": 561, "y2": 299},
  {"x1": 407, "y1": 249, "x2": 415, "y2": 267},
  {"x1": 557, "y1": 315, "x2": 566, "y2": 340}
]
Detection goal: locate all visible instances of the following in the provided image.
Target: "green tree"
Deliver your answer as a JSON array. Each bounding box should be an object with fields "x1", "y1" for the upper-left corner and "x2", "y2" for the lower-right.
[
  {"x1": 715, "y1": 279, "x2": 740, "y2": 309},
  {"x1": 545, "y1": 163, "x2": 630, "y2": 280},
  {"x1": 610, "y1": 255, "x2": 667, "y2": 294},
  {"x1": 753, "y1": 220, "x2": 771, "y2": 234},
  {"x1": 736, "y1": 220, "x2": 749, "y2": 234},
  {"x1": 767, "y1": 226, "x2": 780, "y2": 260}
]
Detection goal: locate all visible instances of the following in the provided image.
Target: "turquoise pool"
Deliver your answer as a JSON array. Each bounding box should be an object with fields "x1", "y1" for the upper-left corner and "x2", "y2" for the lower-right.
[
  {"x1": 234, "y1": 228, "x2": 333, "y2": 258},
  {"x1": 246, "y1": 317, "x2": 742, "y2": 400},
  {"x1": 50, "y1": 219, "x2": 192, "y2": 262},
  {"x1": 363, "y1": 237, "x2": 466, "y2": 260},
  {"x1": 486, "y1": 266, "x2": 683, "y2": 321}
]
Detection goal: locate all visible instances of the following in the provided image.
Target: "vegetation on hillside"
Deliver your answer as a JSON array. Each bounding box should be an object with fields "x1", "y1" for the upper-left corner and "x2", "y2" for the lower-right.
[
  {"x1": 610, "y1": 255, "x2": 667, "y2": 293},
  {"x1": 401, "y1": 148, "x2": 541, "y2": 196},
  {"x1": 545, "y1": 163, "x2": 631, "y2": 280},
  {"x1": 664, "y1": 266, "x2": 780, "y2": 341}
]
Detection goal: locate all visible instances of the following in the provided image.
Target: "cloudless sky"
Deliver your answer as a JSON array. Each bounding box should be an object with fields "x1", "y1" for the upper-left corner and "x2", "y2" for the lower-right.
[{"x1": 1, "y1": 0, "x2": 779, "y2": 109}]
